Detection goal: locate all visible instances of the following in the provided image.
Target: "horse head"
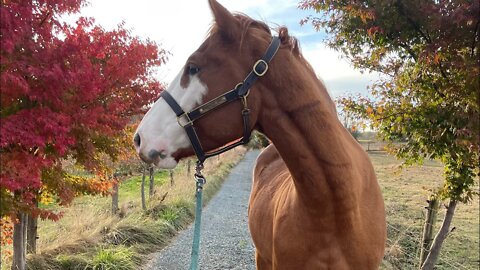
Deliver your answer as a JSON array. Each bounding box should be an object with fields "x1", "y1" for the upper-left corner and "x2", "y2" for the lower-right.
[{"x1": 134, "y1": 0, "x2": 277, "y2": 168}]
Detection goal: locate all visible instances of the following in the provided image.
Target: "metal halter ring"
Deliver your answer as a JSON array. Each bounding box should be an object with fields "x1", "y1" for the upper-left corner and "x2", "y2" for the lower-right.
[
  {"x1": 235, "y1": 82, "x2": 251, "y2": 98},
  {"x1": 253, "y1": 60, "x2": 268, "y2": 76}
]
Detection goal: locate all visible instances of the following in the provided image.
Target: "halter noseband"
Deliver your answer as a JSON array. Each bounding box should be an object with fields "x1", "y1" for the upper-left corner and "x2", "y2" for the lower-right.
[{"x1": 161, "y1": 36, "x2": 281, "y2": 163}]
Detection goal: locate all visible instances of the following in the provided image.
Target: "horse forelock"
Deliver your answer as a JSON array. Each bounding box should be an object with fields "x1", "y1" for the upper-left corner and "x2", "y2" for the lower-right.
[{"x1": 207, "y1": 13, "x2": 271, "y2": 51}]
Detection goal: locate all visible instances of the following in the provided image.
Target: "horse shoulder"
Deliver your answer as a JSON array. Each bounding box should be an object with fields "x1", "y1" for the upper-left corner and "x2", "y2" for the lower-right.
[
  {"x1": 250, "y1": 144, "x2": 292, "y2": 211},
  {"x1": 250, "y1": 144, "x2": 291, "y2": 264},
  {"x1": 253, "y1": 144, "x2": 281, "y2": 178},
  {"x1": 253, "y1": 144, "x2": 292, "y2": 185}
]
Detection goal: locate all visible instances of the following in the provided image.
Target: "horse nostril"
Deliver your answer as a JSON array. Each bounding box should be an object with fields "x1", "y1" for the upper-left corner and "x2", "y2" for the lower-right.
[
  {"x1": 134, "y1": 133, "x2": 141, "y2": 148},
  {"x1": 148, "y1": 149, "x2": 167, "y2": 160}
]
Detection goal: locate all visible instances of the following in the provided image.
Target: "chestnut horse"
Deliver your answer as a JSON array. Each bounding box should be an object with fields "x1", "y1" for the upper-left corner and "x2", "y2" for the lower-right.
[{"x1": 134, "y1": 0, "x2": 386, "y2": 269}]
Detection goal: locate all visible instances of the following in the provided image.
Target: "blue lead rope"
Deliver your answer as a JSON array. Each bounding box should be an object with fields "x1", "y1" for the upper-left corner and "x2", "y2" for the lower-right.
[{"x1": 189, "y1": 162, "x2": 206, "y2": 270}]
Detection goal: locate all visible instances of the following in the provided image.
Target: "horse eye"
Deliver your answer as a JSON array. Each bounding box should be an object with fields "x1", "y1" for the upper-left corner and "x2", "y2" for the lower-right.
[{"x1": 187, "y1": 65, "x2": 200, "y2": 76}]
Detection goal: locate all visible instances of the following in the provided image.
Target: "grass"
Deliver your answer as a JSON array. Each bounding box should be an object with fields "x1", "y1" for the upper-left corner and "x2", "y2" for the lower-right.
[
  {"x1": 86, "y1": 246, "x2": 137, "y2": 270},
  {"x1": 0, "y1": 148, "x2": 246, "y2": 270},
  {"x1": 2, "y1": 149, "x2": 478, "y2": 269},
  {"x1": 371, "y1": 151, "x2": 479, "y2": 269}
]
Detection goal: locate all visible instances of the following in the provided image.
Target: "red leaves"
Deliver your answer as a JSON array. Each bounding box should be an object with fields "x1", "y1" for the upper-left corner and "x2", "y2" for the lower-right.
[
  {"x1": 1, "y1": 108, "x2": 73, "y2": 152},
  {"x1": 0, "y1": 0, "x2": 166, "y2": 219},
  {"x1": 0, "y1": 151, "x2": 47, "y2": 191}
]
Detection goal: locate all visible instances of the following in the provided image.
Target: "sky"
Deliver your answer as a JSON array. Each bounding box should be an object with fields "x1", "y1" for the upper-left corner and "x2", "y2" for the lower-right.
[{"x1": 73, "y1": 0, "x2": 379, "y2": 98}]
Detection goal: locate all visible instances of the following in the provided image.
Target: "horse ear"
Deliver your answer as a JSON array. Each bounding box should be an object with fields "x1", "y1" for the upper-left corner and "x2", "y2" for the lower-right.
[{"x1": 208, "y1": 0, "x2": 240, "y2": 41}]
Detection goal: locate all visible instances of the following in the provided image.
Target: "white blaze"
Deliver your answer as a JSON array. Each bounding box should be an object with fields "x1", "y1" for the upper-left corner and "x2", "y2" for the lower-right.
[{"x1": 135, "y1": 71, "x2": 208, "y2": 168}]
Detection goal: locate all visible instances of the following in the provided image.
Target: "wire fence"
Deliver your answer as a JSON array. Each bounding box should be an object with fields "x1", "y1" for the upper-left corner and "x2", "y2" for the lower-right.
[
  {"x1": 358, "y1": 140, "x2": 389, "y2": 152},
  {"x1": 367, "y1": 145, "x2": 479, "y2": 270},
  {"x1": 382, "y1": 208, "x2": 478, "y2": 270}
]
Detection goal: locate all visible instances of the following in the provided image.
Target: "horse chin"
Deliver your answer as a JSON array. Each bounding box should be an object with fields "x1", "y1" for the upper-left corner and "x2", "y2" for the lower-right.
[{"x1": 154, "y1": 156, "x2": 178, "y2": 169}]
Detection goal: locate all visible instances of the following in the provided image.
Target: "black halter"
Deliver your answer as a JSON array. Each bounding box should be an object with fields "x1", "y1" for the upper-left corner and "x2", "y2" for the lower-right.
[{"x1": 161, "y1": 36, "x2": 281, "y2": 163}]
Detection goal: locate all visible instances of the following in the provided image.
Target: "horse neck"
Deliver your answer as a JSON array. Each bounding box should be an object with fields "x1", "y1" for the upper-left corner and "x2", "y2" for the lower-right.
[{"x1": 258, "y1": 56, "x2": 360, "y2": 210}]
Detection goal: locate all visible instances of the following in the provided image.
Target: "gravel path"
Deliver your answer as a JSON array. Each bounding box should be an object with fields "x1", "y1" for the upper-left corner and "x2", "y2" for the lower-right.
[{"x1": 145, "y1": 150, "x2": 260, "y2": 270}]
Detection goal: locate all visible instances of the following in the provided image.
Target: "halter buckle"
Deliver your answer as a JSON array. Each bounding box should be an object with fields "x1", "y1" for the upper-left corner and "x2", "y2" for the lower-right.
[
  {"x1": 253, "y1": 59, "x2": 268, "y2": 76},
  {"x1": 177, "y1": 113, "x2": 193, "y2": 127},
  {"x1": 241, "y1": 95, "x2": 248, "y2": 108}
]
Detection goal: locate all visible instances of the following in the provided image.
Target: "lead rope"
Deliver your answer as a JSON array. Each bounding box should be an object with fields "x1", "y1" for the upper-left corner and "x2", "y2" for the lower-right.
[{"x1": 189, "y1": 161, "x2": 206, "y2": 270}]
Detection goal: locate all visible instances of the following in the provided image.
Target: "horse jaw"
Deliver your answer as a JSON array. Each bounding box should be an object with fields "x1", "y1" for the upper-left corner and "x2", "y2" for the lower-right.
[{"x1": 135, "y1": 71, "x2": 208, "y2": 169}]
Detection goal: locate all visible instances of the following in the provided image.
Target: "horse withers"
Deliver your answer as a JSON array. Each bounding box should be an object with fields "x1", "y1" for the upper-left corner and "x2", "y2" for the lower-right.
[{"x1": 134, "y1": 1, "x2": 386, "y2": 269}]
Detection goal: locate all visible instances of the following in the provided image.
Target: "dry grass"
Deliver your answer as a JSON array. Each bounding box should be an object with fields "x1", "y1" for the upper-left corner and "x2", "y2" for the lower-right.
[
  {"x1": 2, "y1": 149, "x2": 477, "y2": 269},
  {"x1": 1, "y1": 148, "x2": 246, "y2": 270},
  {"x1": 371, "y1": 151, "x2": 480, "y2": 270},
  {"x1": 35, "y1": 150, "x2": 245, "y2": 254}
]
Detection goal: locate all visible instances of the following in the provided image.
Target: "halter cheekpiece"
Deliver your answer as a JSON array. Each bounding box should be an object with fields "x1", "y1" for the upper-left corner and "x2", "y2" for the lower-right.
[{"x1": 161, "y1": 36, "x2": 281, "y2": 163}]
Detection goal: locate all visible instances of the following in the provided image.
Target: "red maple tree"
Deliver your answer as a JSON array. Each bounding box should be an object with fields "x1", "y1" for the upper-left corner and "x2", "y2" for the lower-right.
[{"x1": 0, "y1": 0, "x2": 165, "y2": 220}]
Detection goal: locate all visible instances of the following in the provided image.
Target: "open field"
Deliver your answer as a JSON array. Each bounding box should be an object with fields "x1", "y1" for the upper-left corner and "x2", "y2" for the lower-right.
[{"x1": 373, "y1": 151, "x2": 479, "y2": 269}]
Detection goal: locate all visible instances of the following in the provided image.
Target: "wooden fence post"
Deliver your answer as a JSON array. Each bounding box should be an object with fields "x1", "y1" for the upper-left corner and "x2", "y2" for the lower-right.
[
  {"x1": 421, "y1": 200, "x2": 458, "y2": 270},
  {"x1": 148, "y1": 166, "x2": 154, "y2": 199},
  {"x1": 111, "y1": 177, "x2": 119, "y2": 215},
  {"x1": 141, "y1": 166, "x2": 147, "y2": 210},
  {"x1": 419, "y1": 198, "x2": 439, "y2": 267}
]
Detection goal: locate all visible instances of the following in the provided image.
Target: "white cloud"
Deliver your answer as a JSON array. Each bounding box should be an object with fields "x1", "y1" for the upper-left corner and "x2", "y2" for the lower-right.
[
  {"x1": 301, "y1": 43, "x2": 380, "y2": 97},
  {"x1": 76, "y1": 1, "x2": 213, "y2": 82},
  {"x1": 74, "y1": 0, "x2": 375, "y2": 95}
]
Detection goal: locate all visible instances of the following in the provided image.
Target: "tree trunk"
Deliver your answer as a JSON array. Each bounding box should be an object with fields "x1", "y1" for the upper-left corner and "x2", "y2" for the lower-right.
[
  {"x1": 26, "y1": 214, "x2": 38, "y2": 254},
  {"x1": 26, "y1": 199, "x2": 38, "y2": 254},
  {"x1": 419, "y1": 198, "x2": 439, "y2": 267},
  {"x1": 12, "y1": 213, "x2": 26, "y2": 270},
  {"x1": 148, "y1": 167, "x2": 154, "y2": 199},
  {"x1": 421, "y1": 199, "x2": 457, "y2": 270},
  {"x1": 111, "y1": 180, "x2": 119, "y2": 215},
  {"x1": 169, "y1": 170, "x2": 174, "y2": 186},
  {"x1": 141, "y1": 167, "x2": 147, "y2": 211}
]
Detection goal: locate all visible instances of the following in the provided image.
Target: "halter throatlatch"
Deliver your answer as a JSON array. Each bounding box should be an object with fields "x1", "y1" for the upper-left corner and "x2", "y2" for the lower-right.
[{"x1": 160, "y1": 36, "x2": 281, "y2": 163}]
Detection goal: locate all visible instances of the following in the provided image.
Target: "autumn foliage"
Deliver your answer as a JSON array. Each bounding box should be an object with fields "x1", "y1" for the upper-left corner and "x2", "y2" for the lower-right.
[
  {"x1": 300, "y1": 0, "x2": 479, "y2": 201},
  {"x1": 0, "y1": 0, "x2": 166, "y2": 220}
]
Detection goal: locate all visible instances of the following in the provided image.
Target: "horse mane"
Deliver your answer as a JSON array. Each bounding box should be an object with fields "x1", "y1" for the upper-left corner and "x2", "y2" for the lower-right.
[
  {"x1": 208, "y1": 13, "x2": 301, "y2": 57},
  {"x1": 208, "y1": 13, "x2": 335, "y2": 112},
  {"x1": 233, "y1": 15, "x2": 317, "y2": 81}
]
